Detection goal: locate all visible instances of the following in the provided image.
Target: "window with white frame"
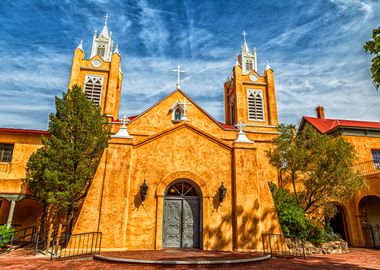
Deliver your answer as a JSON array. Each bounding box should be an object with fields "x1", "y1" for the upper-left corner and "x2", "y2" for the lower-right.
[
  {"x1": 247, "y1": 89, "x2": 264, "y2": 121},
  {"x1": 0, "y1": 143, "x2": 14, "y2": 162},
  {"x1": 84, "y1": 75, "x2": 104, "y2": 106},
  {"x1": 371, "y1": 150, "x2": 380, "y2": 169}
]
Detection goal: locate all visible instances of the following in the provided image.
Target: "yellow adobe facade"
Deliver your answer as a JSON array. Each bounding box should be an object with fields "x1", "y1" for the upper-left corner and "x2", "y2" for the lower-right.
[
  {"x1": 300, "y1": 106, "x2": 380, "y2": 248},
  {"x1": 0, "y1": 22, "x2": 283, "y2": 251}
]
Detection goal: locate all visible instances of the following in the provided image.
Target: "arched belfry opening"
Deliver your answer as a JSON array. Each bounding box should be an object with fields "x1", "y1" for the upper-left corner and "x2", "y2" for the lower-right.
[{"x1": 162, "y1": 180, "x2": 201, "y2": 248}]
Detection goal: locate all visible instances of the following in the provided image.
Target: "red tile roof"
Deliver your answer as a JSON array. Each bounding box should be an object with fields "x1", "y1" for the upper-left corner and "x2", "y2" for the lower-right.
[
  {"x1": 218, "y1": 122, "x2": 238, "y2": 130},
  {"x1": 0, "y1": 127, "x2": 49, "y2": 135},
  {"x1": 303, "y1": 116, "x2": 380, "y2": 134}
]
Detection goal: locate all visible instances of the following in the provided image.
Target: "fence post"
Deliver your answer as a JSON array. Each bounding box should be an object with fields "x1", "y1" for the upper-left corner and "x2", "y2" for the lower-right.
[
  {"x1": 46, "y1": 223, "x2": 53, "y2": 254},
  {"x1": 269, "y1": 234, "x2": 272, "y2": 257}
]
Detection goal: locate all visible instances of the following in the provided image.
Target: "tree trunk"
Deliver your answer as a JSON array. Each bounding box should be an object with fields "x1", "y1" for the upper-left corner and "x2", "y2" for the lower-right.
[{"x1": 291, "y1": 171, "x2": 299, "y2": 203}]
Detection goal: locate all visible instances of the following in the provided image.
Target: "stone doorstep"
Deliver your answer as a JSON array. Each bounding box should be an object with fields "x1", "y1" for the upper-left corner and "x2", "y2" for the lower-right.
[{"x1": 93, "y1": 253, "x2": 271, "y2": 265}]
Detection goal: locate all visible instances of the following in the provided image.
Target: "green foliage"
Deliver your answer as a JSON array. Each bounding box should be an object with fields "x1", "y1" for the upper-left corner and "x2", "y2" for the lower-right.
[
  {"x1": 0, "y1": 225, "x2": 15, "y2": 247},
  {"x1": 324, "y1": 223, "x2": 343, "y2": 242},
  {"x1": 25, "y1": 84, "x2": 111, "y2": 230},
  {"x1": 269, "y1": 183, "x2": 324, "y2": 243},
  {"x1": 363, "y1": 26, "x2": 380, "y2": 90},
  {"x1": 266, "y1": 124, "x2": 309, "y2": 195},
  {"x1": 267, "y1": 124, "x2": 366, "y2": 218}
]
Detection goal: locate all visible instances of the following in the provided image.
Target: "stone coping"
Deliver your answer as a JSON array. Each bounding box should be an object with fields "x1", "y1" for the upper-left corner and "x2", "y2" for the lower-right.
[{"x1": 94, "y1": 249, "x2": 271, "y2": 265}]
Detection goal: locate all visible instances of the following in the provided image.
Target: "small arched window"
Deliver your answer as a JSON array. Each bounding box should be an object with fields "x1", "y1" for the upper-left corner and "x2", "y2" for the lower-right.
[{"x1": 174, "y1": 108, "x2": 182, "y2": 121}]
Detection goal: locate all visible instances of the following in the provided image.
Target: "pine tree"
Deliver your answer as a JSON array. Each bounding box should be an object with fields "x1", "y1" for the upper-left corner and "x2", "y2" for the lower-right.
[{"x1": 26, "y1": 84, "x2": 110, "y2": 234}]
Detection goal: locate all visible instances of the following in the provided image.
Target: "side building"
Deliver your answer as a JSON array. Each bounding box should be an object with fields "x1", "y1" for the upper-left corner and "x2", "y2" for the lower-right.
[{"x1": 300, "y1": 106, "x2": 380, "y2": 248}]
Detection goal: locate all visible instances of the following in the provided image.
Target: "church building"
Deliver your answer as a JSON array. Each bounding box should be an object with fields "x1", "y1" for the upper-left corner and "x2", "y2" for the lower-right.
[{"x1": 0, "y1": 18, "x2": 284, "y2": 251}]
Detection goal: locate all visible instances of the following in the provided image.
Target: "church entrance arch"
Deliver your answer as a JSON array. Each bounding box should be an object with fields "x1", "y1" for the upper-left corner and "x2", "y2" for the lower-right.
[{"x1": 162, "y1": 180, "x2": 201, "y2": 248}]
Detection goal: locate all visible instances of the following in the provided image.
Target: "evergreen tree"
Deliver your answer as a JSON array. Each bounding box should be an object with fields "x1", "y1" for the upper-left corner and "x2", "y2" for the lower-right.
[
  {"x1": 363, "y1": 26, "x2": 380, "y2": 90},
  {"x1": 26, "y1": 84, "x2": 110, "y2": 234}
]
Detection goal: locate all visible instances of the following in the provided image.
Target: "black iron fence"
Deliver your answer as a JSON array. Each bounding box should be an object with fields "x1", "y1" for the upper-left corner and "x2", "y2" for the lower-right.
[
  {"x1": 49, "y1": 232, "x2": 102, "y2": 260},
  {"x1": 0, "y1": 226, "x2": 36, "y2": 253},
  {"x1": 262, "y1": 234, "x2": 306, "y2": 259}
]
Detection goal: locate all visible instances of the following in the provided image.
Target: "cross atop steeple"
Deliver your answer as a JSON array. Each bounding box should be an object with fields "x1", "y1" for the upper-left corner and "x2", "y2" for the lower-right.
[
  {"x1": 172, "y1": 65, "x2": 186, "y2": 89},
  {"x1": 241, "y1": 31, "x2": 247, "y2": 43},
  {"x1": 104, "y1": 13, "x2": 110, "y2": 26}
]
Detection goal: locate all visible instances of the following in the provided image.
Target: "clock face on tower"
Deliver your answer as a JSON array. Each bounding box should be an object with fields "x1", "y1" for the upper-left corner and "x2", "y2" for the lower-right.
[
  {"x1": 92, "y1": 59, "x2": 102, "y2": 68},
  {"x1": 249, "y1": 74, "x2": 258, "y2": 82}
]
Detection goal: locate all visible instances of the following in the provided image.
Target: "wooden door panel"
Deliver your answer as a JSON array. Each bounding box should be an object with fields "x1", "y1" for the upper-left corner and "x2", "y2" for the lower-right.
[{"x1": 163, "y1": 199, "x2": 182, "y2": 248}]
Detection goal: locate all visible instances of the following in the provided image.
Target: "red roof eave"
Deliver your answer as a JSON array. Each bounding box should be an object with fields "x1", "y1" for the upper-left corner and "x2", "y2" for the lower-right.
[{"x1": 0, "y1": 127, "x2": 49, "y2": 135}]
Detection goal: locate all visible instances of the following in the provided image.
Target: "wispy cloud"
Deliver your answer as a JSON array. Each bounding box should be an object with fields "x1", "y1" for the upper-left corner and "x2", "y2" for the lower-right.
[{"x1": 0, "y1": 0, "x2": 379, "y2": 130}]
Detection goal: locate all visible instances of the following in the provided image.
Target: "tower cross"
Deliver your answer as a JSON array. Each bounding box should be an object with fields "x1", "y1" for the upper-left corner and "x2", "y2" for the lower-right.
[
  {"x1": 172, "y1": 65, "x2": 185, "y2": 89},
  {"x1": 104, "y1": 14, "x2": 110, "y2": 26},
  {"x1": 241, "y1": 31, "x2": 247, "y2": 42}
]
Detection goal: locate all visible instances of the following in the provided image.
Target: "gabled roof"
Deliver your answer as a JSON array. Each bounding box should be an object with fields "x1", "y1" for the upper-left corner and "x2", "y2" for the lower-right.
[
  {"x1": 125, "y1": 88, "x2": 237, "y2": 131},
  {"x1": 300, "y1": 116, "x2": 380, "y2": 134}
]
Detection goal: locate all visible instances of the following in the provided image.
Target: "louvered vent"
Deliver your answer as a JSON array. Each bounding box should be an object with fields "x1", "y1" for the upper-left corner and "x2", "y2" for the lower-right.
[
  {"x1": 84, "y1": 75, "x2": 103, "y2": 106},
  {"x1": 247, "y1": 89, "x2": 264, "y2": 121}
]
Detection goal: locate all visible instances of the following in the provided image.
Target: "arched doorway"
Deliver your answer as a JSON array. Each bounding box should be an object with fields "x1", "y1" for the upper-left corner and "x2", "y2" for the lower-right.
[
  {"x1": 328, "y1": 205, "x2": 349, "y2": 243},
  {"x1": 359, "y1": 196, "x2": 380, "y2": 247},
  {"x1": 162, "y1": 180, "x2": 201, "y2": 248}
]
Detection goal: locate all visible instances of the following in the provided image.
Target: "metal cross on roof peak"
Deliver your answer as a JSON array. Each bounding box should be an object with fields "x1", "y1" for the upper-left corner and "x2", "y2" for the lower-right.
[{"x1": 172, "y1": 65, "x2": 185, "y2": 89}]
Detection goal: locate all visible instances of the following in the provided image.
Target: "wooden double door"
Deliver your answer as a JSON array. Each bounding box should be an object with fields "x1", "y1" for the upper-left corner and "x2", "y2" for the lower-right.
[{"x1": 162, "y1": 180, "x2": 201, "y2": 248}]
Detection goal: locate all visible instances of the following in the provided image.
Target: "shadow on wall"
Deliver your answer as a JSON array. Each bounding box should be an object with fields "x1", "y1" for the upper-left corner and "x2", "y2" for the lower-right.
[{"x1": 207, "y1": 199, "x2": 278, "y2": 250}]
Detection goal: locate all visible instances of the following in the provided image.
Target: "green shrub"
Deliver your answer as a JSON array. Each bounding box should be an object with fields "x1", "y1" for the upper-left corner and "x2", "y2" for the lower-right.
[
  {"x1": 269, "y1": 183, "x2": 324, "y2": 243},
  {"x1": 324, "y1": 224, "x2": 343, "y2": 242},
  {"x1": 0, "y1": 225, "x2": 15, "y2": 248}
]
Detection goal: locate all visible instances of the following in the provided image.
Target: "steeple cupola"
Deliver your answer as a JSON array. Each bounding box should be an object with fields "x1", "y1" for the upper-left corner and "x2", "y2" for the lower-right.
[
  {"x1": 90, "y1": 14, "x2": 113, "y2": 61},
  {"x1": 238, "y1": 31, "x2": 257, "y2": 74}
]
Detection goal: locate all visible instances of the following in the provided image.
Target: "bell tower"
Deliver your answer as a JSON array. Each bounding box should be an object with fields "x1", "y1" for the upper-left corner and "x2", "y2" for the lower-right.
[
  {"x1": 68, "y1": 14, "x2": 123, "y2": 121},
  {"x1": 224, "y1": 32, "x2": 278, "y2": 128}
]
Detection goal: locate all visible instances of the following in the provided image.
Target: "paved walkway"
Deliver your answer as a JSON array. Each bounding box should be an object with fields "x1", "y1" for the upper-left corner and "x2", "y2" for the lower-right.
[{"x1": 0, "y1": 248, "x2": 379, "y2": 269}]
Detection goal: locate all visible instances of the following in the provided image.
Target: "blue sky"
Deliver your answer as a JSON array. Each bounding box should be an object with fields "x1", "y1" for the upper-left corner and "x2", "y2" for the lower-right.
[{"x1": 0, "y1": 0, "x2": 379, "y2": 130}]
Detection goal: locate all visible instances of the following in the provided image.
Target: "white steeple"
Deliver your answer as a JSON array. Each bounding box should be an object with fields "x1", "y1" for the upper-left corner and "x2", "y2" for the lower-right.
[
  {"x1": 238, "y1": 31, "x2": 258, "y2": 74},
  {"x1": 76, "y1": 39, "x2": 83, "y2": 51},
  {"x1": 90, "y1": 14, "x2": 113, "y2": 61}
]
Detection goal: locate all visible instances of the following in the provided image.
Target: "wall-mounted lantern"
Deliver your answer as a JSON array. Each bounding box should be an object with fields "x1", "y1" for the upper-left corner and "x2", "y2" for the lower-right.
[
  {"x1": 218, "y1": 182, "x2": 227, "y2": 203},
  {"x1": 140, "y1": 180, "x2": 148, "y2": 203}
]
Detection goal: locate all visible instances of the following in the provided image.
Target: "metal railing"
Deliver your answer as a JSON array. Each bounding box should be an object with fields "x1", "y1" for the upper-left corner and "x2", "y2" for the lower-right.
[
  {"x1": 0, "y1": 162, "x2": 11, "y2": 173},
  {"x1": 354, "y1": 160, "x2": 380, "y2": 176},
  {"x1": 49, "y1": 232, "x2": 102, "y2": 260},
  {"x1": 262, "y1": 234, "x2": 305, "y2": 259},
  {"x1": 0, "y1": 226, "x2": 36, "y2": 253}
]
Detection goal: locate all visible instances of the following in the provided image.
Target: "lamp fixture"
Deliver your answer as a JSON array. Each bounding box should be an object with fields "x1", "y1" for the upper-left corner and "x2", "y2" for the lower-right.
[
  {"x1": 218, "y1": 182, "x2": 227, "y2": 203},
  {"x1": 140, "y1": 180, "x2": 148, "y2": 203}
]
